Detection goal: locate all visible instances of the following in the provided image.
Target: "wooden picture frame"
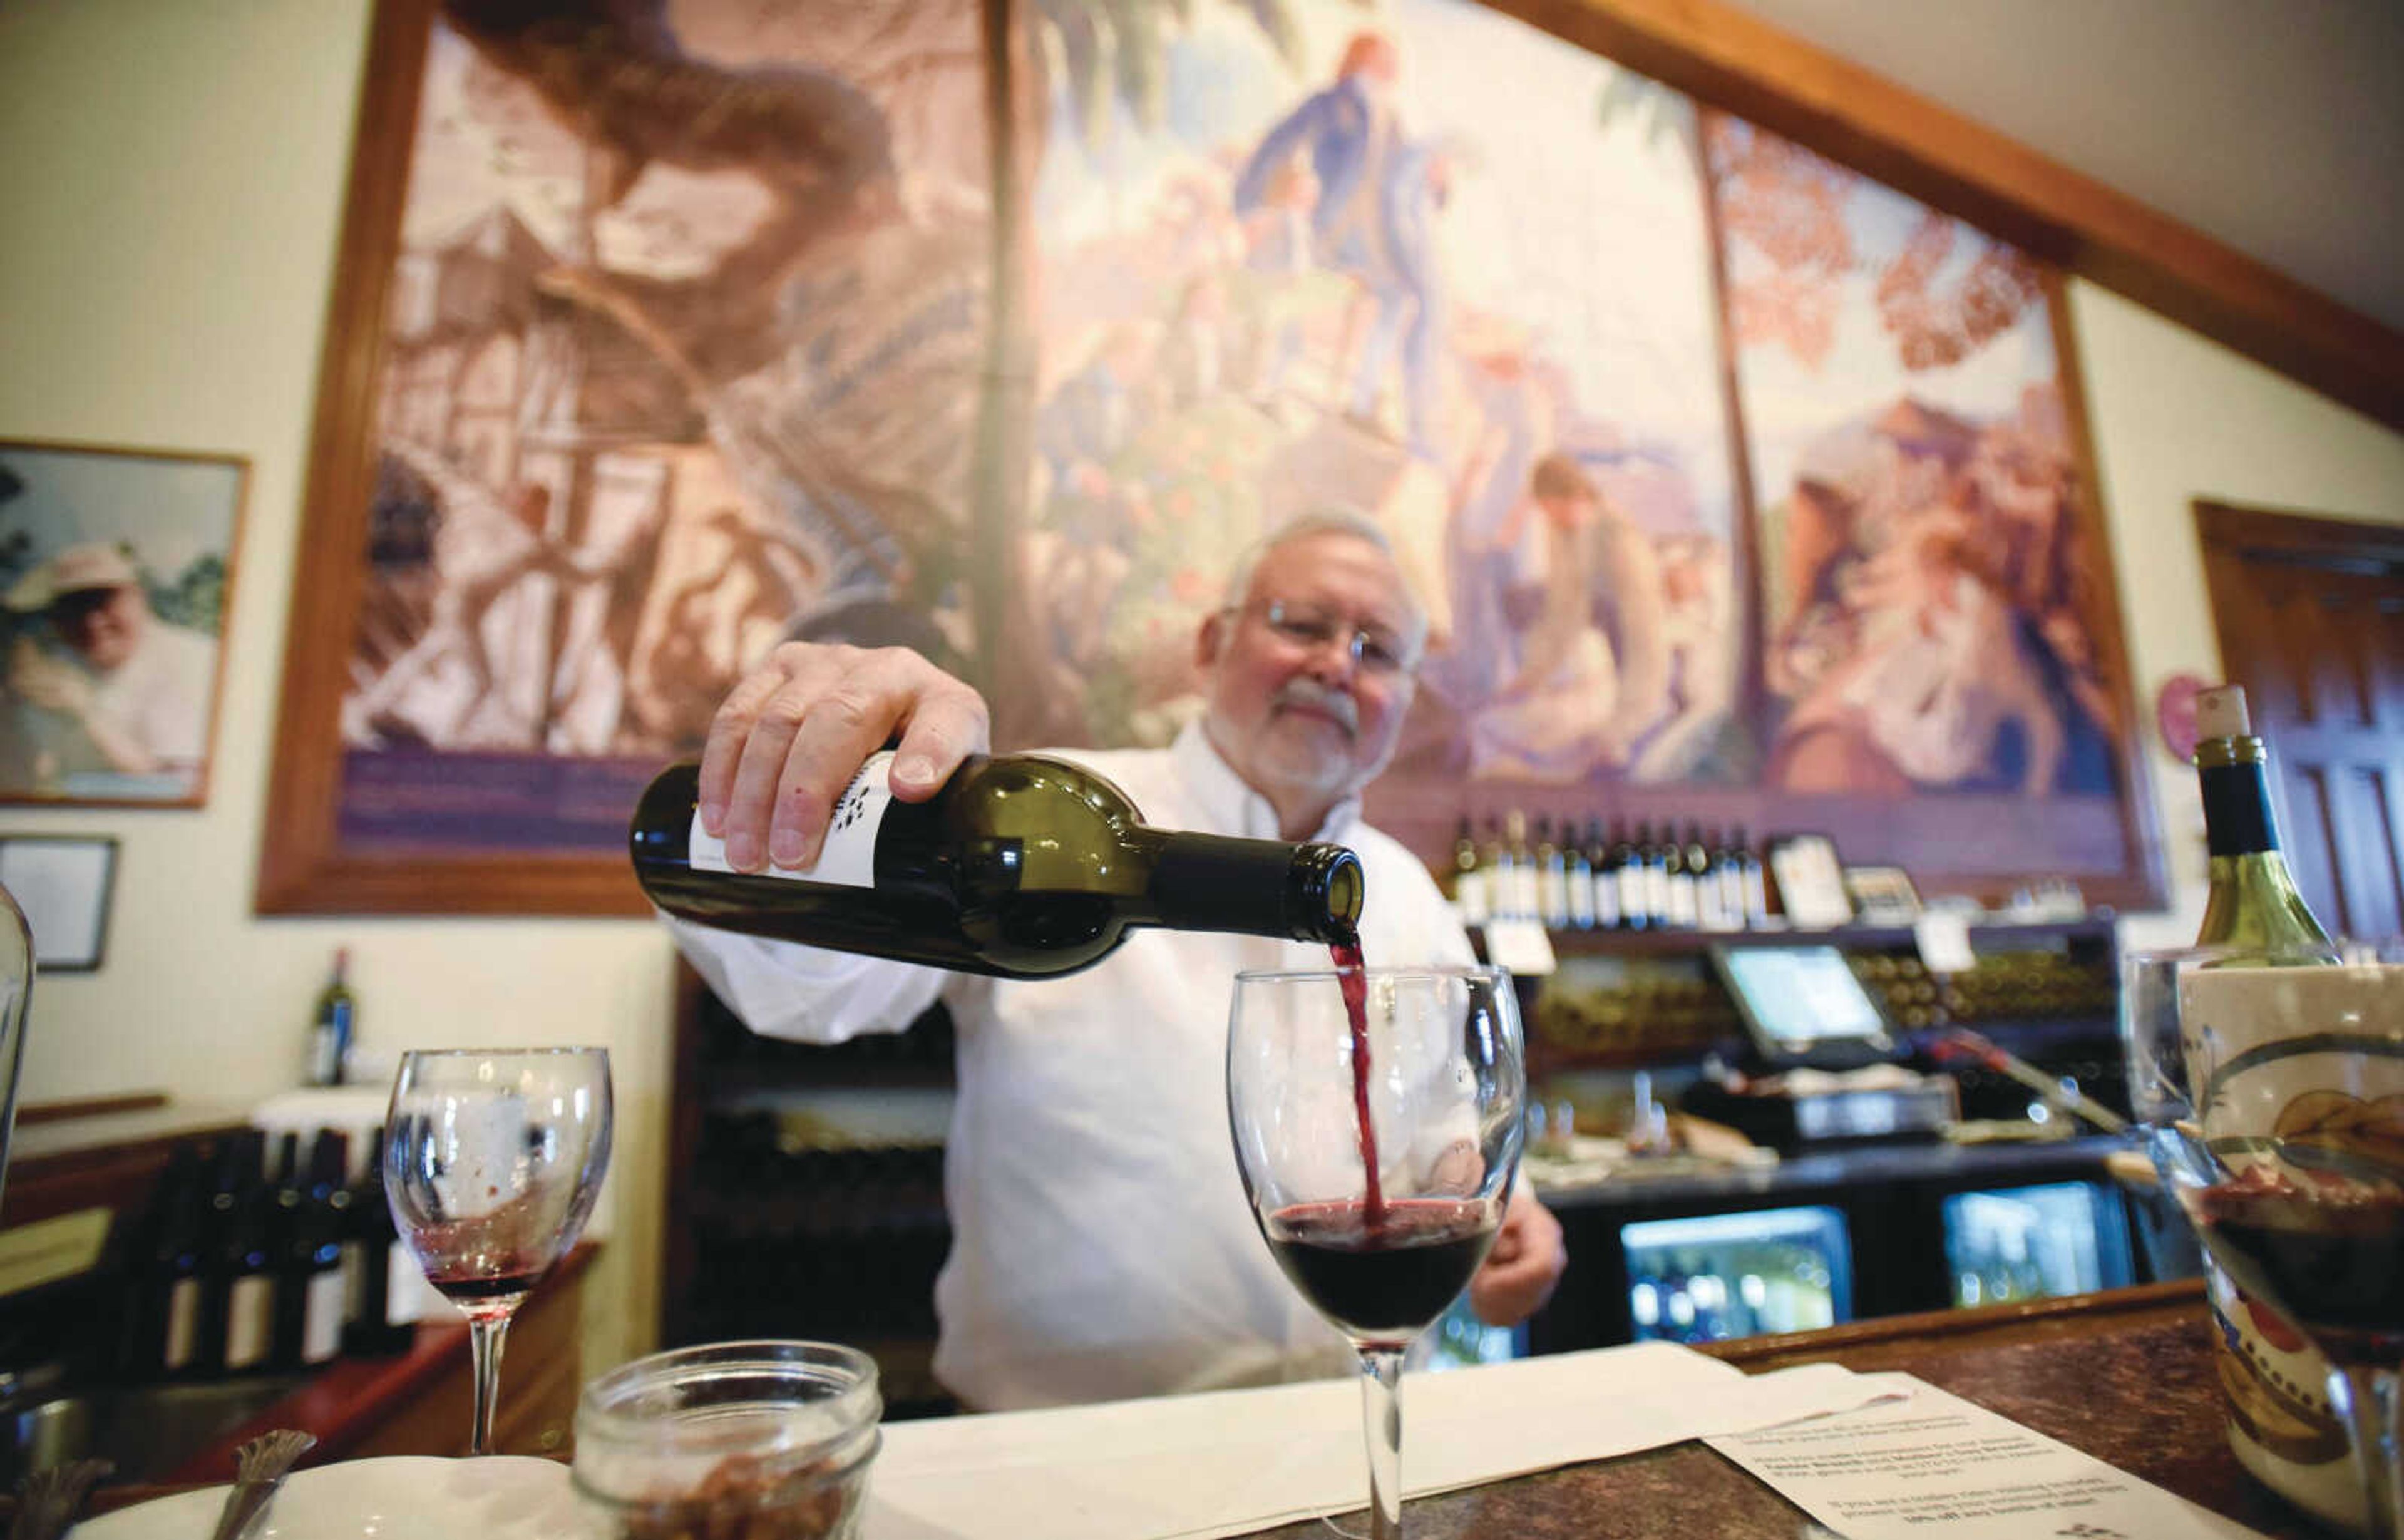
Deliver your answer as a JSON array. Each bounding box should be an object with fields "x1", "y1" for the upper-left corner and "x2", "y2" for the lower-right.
[
  {"x1": 260, "y1": 0, "x2": 2174, "y2": 916},
  {"x1": 1, "y1": 439, "x2": 247, "y2": 810}
]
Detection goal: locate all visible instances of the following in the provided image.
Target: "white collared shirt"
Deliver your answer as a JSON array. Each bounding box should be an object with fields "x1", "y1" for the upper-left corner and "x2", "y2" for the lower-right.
[{"x1": 665, "y1": 721, "x2": 1474, "y2": 1410}]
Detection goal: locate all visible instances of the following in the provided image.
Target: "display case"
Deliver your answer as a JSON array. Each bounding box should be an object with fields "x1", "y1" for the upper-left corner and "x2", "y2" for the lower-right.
[{"x1": 1501, "y1": 915, "x2": 2125, "y2": 1123}]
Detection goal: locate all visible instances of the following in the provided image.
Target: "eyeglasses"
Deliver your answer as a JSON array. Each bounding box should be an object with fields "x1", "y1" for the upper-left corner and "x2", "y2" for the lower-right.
[{"x1": 1231, "y1": 600, "x2": 1419, "y2": 676}]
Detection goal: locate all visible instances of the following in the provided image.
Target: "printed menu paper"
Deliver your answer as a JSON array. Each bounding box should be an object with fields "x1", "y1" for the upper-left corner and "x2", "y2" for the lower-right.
[{"x1": 1708, "y1": 1375, "x2": 2276, "y2": 1539}]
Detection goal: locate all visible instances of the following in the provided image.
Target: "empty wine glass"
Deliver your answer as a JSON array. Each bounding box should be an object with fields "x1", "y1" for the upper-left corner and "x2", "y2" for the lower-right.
[
  {"x1": 1228, "y1": 965, "x2": 1524, "y2": 1540},
  {"x1": 386, "y1": 1046, "x2": 613, "y2": 1456},
  {"x1": 2120, "y1": 948, "x2": 2403, "y2": 1538}
]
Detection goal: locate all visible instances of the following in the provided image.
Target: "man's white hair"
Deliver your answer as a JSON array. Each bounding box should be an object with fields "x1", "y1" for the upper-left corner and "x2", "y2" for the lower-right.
[{"x1": 1218, "y1": 506, "x2": 1428, "y2": 650}]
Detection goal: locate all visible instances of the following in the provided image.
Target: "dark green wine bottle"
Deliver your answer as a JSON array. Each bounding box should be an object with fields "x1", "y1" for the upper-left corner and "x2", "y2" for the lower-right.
[
  {"x1": 630, "y1": 754, "x2": 1364, "y2": 978},
  {"x1": 2191, "y1": 685, "x2": 2339, "y2": 966}
]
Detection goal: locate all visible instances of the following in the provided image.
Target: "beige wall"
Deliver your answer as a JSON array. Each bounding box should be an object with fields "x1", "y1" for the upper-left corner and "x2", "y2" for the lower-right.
[
  {"x1": 1, "y1": 0, "x2": 2397, "y2": 1377},
  {"x1": 0, "y1": 0, "x2": 674, "y2": 1377}
]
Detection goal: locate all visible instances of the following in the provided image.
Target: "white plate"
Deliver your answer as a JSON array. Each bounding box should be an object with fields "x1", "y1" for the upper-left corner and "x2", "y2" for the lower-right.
[{"x1": 79, "y1": 1455, "x2": 580, "y2": 1540}]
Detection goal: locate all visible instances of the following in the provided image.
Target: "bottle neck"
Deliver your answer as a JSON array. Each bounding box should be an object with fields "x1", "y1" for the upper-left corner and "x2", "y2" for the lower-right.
[
  {"x1": 2196, "y1": 744, "x2": 2280, "y2": 858},
  {"x1": 1135, "y1": 833, "x2": 1362, "y2": 945},
  {"x1": 2194, "y1": 736, "x2": 2336, "y2": 958}
]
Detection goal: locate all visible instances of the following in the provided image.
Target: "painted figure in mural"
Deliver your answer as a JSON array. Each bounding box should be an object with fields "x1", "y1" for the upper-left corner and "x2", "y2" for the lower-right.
[
  {"x1": 1770, "y1": 499, "x2": 2068, "y2": 797},
  {"x1": 1233, "y1": 152, "x2": 1322, "y2": 402},
  {"x1": 1464, "y1": 453, "x2": 1670, "y2": 781},
  {"x1": 1346, "y1": 136, "x2": 1456, "y2": 462},
  {"x1": 1234, "y1": 32, "x2": 1458, "y2": 454},
  {"x1": 349, "y1": 455, "x2": 597, "y2": 749},
  {"x1": 2, "y1": 541, "x2": 217, "y2": 793}
]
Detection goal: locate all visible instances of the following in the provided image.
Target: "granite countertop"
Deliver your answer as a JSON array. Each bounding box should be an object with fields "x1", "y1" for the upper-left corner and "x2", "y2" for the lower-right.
[{"x1": 1240, "y1": 1282, "x2": 2323, "y2": 1540}]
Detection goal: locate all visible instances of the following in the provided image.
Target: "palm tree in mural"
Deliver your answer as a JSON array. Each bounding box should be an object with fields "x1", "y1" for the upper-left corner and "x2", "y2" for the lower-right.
[{"x1": 974, "y1": 0, "x2": 1311, "y2": 744}]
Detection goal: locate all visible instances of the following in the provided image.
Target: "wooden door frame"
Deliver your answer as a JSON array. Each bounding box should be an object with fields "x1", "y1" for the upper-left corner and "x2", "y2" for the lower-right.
[{"x1": 2196, "y1": 501, "x2": 2404, "y2": 573}]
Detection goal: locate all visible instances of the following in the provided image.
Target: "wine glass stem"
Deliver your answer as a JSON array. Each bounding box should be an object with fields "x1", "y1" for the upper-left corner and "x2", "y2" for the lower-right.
[
  {"x1": 467, "y1": 1315, "x2": 510, "y2": 1457},
  {"x1": 2326, "y1": 1364, "x2": 2400, "y2": 1540},
  {"x1": 1357, "y1": 1347, "x2": 1405, "y2": 1540}
]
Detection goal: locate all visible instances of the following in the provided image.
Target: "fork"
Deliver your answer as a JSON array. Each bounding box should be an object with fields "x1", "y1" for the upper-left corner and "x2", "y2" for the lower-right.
[
  {"x1": 205, "y1": 1431, "x2": 316, "y2": 1540},
  {"x1": 7, "y1": 1458, "x2": 113, "y2": 1540}
]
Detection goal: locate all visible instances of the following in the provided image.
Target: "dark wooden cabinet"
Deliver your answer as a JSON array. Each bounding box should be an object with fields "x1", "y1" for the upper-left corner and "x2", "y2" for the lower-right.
[{"x1": 660, "y1": 964, "x2": 958, "y2": 1419}]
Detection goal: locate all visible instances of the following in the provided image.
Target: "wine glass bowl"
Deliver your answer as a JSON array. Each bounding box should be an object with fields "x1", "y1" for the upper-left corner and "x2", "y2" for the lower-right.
[
  {"x1": 1227, "y1": 965, "x2": 1524, "y2": 1539},
  {"x1": 2120, "y1": 952, "x2": 2403, "y2": 1538},
  {"x1": 386, "y1": 1047, "x2": 614, "y2": 1455}
]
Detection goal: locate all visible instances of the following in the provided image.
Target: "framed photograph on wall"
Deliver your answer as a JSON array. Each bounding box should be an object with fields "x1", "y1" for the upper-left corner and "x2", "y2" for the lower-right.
[
  {"x1": 0, "y1": 440, "x2": 246, "y2": 808},
  {"x1": 0, "y1": 836, "x2": 121, "y2": 971}
]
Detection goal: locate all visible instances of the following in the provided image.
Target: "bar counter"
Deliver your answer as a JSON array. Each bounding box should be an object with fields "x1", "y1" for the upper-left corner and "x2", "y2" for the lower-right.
[{"x1": 1245, "y1": 1280, "x2": 2319, "y2": 1540}]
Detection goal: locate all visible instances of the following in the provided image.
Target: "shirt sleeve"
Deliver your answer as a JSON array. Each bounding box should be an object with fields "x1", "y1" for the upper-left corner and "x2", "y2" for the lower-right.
[{"x1": 660, "y1": 911, "x2": 949, "y2": 1044}]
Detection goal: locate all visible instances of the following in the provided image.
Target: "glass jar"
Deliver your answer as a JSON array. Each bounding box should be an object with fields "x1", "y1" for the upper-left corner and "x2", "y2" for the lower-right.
[
  {"x1": 0, "y1": 881, "x2": 31, "y2": 1211},
  {"x1": 573, "y1": 1340, "x2": 881, "y2": 1540}
]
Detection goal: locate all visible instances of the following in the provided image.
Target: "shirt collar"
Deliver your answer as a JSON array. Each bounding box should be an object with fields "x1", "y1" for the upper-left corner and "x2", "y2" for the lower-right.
[{"x1": 1169, "y1": 717, "x2": 1363, "y2": 844}]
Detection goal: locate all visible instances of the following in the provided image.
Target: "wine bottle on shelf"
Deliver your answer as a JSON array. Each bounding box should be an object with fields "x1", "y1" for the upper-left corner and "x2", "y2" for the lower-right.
[
  {"x1": 2191, "y1": 685, "x2": 2340, "y2": 965},
  {"x1": 342, "y1": 1126, "x2": 417, "y2": 1357},
  {"x1": 1692, "y1": 827, "x2": 1722, "y2": 933},
  {"x1": 120, "y1": 1140, "x2": 204, "y2": 1381},
  {"x1": 1611, "y1": 819, "x2": 1646, "y2": 932},
  {"x1": 632, "y1": 754, "x2": 1364, "y2": 977},
  {"x1": 1710, "y1": 828, "x2": 1745, "y2": 932},
  {"x1": 193, "y1": 1131, "x2": 269, "y2": 1379},
  {"x1": 1733, "y1": 826, "x2": 1769, "y2": 929},
  {"x1": 273, "y1": 1132, "x2": 349, "y2": 1370},
  {"x1": 1564, "y1": 820, "x2": 1596, "y2": 930},
  {"x1": 1449, "y1": 815, "x2": 1490, "y2": 928},
  {"x1": 1586, "y1": 818, "x2": 1621, "y2": 931},
  {"x1": 1535, "y1": 816, "x2": 1570, "y2": 929},
  {"x1": 1638, "y1": 823, "x2": 1673, "y2": 930},
  {"x1": 1666, "y1": 823, "x2": 1700, "y2": 930},
  {"x1": 306, "y1": 948, "x2": 357, "y2": 1087},
  {"x1": 1503, "y1": 809, "x2": 1537, "y2": 922}
]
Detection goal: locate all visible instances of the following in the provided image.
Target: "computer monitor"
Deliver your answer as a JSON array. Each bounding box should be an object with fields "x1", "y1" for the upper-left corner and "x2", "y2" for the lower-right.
[{"x1": 1710, "y1": 945, "x2": 1900, "y2": 1069}]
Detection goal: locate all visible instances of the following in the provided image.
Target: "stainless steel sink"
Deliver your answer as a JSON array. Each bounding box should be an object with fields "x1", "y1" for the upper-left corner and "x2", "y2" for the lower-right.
[{"x1": 3, "y1": 1372, "x2": 311, "y2": 1486}]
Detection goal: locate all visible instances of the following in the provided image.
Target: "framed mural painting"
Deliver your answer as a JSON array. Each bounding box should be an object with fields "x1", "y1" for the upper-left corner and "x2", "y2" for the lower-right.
[
  {"x1": 258, "y1": 0, "x2": 994, "y2": 913},
  {"x1": 262, "y1": 0, "x2": 2164, "y2": 915},
  {"x1": 0, "y1": 440, "x2": 245, "y2": 809}
]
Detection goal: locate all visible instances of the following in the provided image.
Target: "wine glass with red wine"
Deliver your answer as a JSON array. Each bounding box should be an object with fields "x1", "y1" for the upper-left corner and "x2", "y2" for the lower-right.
[
  {"x1": 385, "y1": 1047, "x2": 613, "y2": 1456},
  {"x1": 2122, "y1": 949, "x2": 2402, "y2": 1539},
  {"x1": 1228, "y1": 965, "x2": 1524, "y2": 1540}
]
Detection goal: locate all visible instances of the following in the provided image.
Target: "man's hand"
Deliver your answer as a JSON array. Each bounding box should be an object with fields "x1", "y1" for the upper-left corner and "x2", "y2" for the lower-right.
[
  {"x1": 697, "y1": 642, "x2": 990, "y2": 874},
  {"x1": 1469, "y1": 1187, "x2": 1565, "y2": 1328}
]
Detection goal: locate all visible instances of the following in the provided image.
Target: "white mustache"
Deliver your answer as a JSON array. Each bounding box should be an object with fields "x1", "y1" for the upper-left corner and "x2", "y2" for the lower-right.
[{"x1": 1273, "y1": 678, "x2": 1359, "y2": 734}]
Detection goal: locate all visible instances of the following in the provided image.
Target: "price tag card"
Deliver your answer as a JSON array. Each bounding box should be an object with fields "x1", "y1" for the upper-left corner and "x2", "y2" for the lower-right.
[
  {"x1": 1481, "y1": 918, "x2": 1556, "y2": 978},
  {"x1": 1913, "y1": 911, "x2": 1977, "y2": 975}
]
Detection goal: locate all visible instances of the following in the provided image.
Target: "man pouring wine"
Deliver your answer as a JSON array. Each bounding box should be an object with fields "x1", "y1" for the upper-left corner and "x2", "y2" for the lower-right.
[{"x1": 661, "y1": 508, "x2": 1566, "y2": 1411}]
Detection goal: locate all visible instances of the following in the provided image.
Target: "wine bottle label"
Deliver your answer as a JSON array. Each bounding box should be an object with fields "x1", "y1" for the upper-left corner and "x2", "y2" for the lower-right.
[
  {"x1": 227, "y1": 1275, "x2": 274, "y2": 1369},
  {"x1": 340, "y1": 1239, "x2": 366, "y2": 1322},
  {"x1": 1455, "y1": 870, "x2": 1490, "y2": 927},
  {"x1": 686, "y1": 751, "x2": 893, "y2": 888},
  {"x1": 388, "y1": 1246, "x2": 425, "y2": 1326},
  {"x1": 165, "y1": 1277, "x2": 200, "y2": 1371},
  {"x1": 303, "y1": 1270, "x2": 346, "y2": 1363},
  {"x1": 2199, "y1": 761, "x2": 2276, "y2": 856}
]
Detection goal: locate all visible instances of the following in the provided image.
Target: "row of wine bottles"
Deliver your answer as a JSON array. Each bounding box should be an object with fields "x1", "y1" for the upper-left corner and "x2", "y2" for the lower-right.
[
  {"x1": 114, "y1": 1127, "x2": 416, "y2": 1383},
  {"x1": 1450, "y1": 811, "x2": 1771, "y2": 933}
]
